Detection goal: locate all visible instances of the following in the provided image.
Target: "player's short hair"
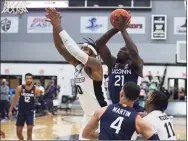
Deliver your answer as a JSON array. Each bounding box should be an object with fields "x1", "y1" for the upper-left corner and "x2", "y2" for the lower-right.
[
  {"x1": 25, "y1": 73, "x2": 33, "y2": 78},
  {"x1": 150, "y1": 91, "x2": 168, "y2": 112},
  {"x1": 123, "y1": 82, "x2": 140, "y2": 101}
]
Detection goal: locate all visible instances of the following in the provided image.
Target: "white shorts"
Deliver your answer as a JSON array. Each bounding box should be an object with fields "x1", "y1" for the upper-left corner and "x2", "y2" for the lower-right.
[{"x1": 79, "y1": 114, "x2": 100, "y2": 140}]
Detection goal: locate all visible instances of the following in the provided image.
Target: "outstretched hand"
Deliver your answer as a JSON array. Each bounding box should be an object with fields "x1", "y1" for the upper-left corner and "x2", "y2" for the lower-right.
[
  {"x1": 115, "y1": 14, "x2": 130, "y2": 31},
  {"x1": 45, "y1": 8, "x2": 61, "y2": 26}
]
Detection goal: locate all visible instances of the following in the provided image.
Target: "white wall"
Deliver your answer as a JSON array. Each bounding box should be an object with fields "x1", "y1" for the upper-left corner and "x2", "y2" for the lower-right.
[
  {"x1": 1, "y1": 63, "x2": 186, "y2": 96},
  {"x1": 1, "y1": 63, "x2": 74, "y2": 96}
]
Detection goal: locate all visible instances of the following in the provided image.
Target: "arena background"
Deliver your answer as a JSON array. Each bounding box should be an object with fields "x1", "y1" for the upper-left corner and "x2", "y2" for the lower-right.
[{"x1": 0, "y1": 0, "x2": 187, "y2": 140}]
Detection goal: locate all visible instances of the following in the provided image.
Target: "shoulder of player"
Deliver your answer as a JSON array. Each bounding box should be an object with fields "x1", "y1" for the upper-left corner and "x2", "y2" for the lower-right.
[
  {"x1": 143, "y1": 112, "x2": 153, "y2": 120},
  {"x1": 143, "y1": 111, "x2": 161, "y2": 125},
  {"x1": 135, "y1": 115, "x2": 152, "y2": 130},
  {"x1": 135, "y1": 115, "x2": 156, "y2": 135},
  {"x1": 96, "y1": 106, "x2": 108, "y2": 119},
  {"x1": 130, "y1": 62, "x2": 143, "y2": 77},
  {"x1": 84, "y1": 66, "x2": 103, "y2": 81},
  {"x1": 85, "y1": 58, "x2": 103, "y2": 71},
  {"x1": 16, "y1": 85, "x2": 22, "y2": 91},
  {"x1": 142, "y1": 113, "x2": 160, "y2": 132},
  {"x1": 142, "y1": 114, "x2": 155, "y2": 127}
]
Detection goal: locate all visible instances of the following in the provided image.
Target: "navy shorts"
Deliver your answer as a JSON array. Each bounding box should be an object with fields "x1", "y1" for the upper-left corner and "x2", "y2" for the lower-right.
[{"x1": 16, "y1": 110, "x2": 35, "y2": 126}]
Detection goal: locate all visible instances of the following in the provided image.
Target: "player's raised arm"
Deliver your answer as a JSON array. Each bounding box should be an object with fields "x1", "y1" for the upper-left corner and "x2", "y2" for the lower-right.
[
  {"x1": 45, "y1": 8, "x2": 78, "y2": 67},
  {"x1": 46, "y1": 8, "x2": 103, "y2": 80},
  {"x1": 135, "y1": 115, "x2": 159, "y2": 140},
  {"x1": 59, "y1": 29, "x2": 103, "y2": 80},
  {"x1": 116, "y1": 15, "x2": 144, "y2": 76},
  {"x1": 8, "y1": 86, "x2": 21, "y2": 120},
  {"x1": 95, "y1": 28, "x2": 118, "y2": 72}
]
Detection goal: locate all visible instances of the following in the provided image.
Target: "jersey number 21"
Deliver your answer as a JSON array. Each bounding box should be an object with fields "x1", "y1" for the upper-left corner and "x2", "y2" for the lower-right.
[{"x1": 115, "y1": 75, "x2": 124, "y2": 86}]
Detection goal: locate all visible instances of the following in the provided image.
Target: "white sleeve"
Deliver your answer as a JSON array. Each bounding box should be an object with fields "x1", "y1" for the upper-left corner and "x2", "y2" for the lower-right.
[
  {"x1": 143, "y1": 116, "x2": 158, "y2": 134},
  {"x1": 131, "y1": 131, "x2": 139, "y2": 140},
  {"x1": 59, "y1": 30, "x2": 88, "y2": 64},
  {"x1": 41, "y1": 87, "x2": 45, "y2": 94}
]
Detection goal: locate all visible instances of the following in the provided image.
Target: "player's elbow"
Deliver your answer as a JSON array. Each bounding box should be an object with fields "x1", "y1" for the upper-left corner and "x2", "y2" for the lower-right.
[
  {"x1": 82, "y1": 130, "x2": 89, "y2": 139},
  {"x1": 147, "y1": 134, "x2": 160, "y2": 140}
]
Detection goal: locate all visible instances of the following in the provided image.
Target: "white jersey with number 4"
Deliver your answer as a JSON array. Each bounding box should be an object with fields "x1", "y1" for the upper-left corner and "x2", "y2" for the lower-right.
[
  {"x1": 74, "y1": 64, "x2": 108, "y2": 116},
  {"x1": 132, "y1": 110, "x2": 177, "y2": 140}
]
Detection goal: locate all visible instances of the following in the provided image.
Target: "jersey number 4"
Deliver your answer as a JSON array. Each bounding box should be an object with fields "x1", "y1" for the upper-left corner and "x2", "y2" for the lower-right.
[
  {"x1": 115, "y1": 75, "x2": 124, "y2": 86},
  {"x1": 164, "y1": 122, "x2": 175, "y2": 138},
  {"x1": 110, "y1": 116, "x2": 124, "y2": 134},
  {"x1": 24, "y1": 97, "x2": 30, "y2": 103}
]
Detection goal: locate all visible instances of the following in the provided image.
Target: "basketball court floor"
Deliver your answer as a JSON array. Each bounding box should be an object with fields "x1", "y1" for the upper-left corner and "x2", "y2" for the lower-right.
[{"x1": 1, "y1": 109, "x2": 186, "y2": 140}]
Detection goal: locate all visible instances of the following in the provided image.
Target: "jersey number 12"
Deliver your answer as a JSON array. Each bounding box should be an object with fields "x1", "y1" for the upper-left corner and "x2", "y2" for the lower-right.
[
  {"x1": 25, "y1": 97, "x2": 30, "y2": 103},
  {"x1": 110, "y1": 116, "x2": 124, "y2": 134},
  {"x1": 115, "y1": 75, "x2": 124, "y2": 86}
]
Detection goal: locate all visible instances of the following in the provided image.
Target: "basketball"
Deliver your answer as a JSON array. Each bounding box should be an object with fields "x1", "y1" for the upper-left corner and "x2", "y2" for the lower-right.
[{"x1": 110, "y1": 9, "x2": 131, "y2": 29}]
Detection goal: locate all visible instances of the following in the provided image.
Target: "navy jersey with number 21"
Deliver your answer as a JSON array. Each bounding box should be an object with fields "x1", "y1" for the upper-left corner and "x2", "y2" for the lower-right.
[{"x1": 108, "y1": 63, "x2": 142, "y2": 104}]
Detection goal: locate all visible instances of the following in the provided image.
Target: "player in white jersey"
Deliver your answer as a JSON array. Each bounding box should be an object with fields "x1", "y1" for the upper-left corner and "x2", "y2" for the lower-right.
[
  {"x1": 45, "y1": 8, "x2": 108, "y2": 140},
  {"x1": 132, "y1": 91, "x2": 177, "y2": 140}
]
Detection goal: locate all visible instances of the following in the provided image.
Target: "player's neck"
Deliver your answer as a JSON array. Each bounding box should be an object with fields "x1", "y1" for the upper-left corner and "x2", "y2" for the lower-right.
[
  {"x1": 116, "y1": 58, "x2": 130, "y2": 64},
  {"x1": 119, "y1": 99, "x2": 133, "y2": 107},
  {"x1": 123, "y1": 60, "x2": 131, "y2": 64},
  {"x1": 147, "y1": 107, "x2": 155, "y2": 114},
  {"x1": 25, "y1": 84, "x2": 33, "y2": 90}
]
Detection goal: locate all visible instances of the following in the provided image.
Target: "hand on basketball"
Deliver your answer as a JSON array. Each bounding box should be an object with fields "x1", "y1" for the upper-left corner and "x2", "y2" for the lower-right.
[
  {"x1": 0, "y1": 130, "x2": 5, "y2": 138},
  {"x1": 45, "y1": 8, "x2": 61, "y2": 26},
  {"x1": 115, "y1": 14, "x2": 130, "y2": 31},
  {"x1": 8, "y1": 112, "x2": 12, "y2": 120}
]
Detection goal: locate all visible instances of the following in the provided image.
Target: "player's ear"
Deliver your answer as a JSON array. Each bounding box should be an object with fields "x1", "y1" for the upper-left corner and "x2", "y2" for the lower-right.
[{"x1": 120, "y1": 89, "x2": 124, "y2": 98}]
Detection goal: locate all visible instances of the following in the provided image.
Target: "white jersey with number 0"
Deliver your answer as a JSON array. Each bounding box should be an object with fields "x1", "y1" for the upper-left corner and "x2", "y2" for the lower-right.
[{"x1": 74, "y1": 64, "x2": 107, "y2": 116}]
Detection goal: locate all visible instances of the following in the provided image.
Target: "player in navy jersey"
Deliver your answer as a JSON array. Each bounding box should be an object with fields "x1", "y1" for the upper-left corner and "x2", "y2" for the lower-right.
[
  {"x1": 8, "y1": 73, "x2": 41, "y2": 140},
  {"x1": 96, "y1": 15, "x2": 144, "y2": 112},
  {"x1": 82, "y1": 82, "x2": 159, "y2": 140}
]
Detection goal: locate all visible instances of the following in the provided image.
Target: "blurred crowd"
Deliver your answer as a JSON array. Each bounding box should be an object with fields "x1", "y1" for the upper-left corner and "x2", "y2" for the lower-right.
[{"x1": 0, "y1": 79, "x2": 60, "y2": 121}]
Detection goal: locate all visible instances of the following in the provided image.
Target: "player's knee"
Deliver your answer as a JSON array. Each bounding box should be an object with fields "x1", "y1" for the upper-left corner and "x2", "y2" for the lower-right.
[
  {"x1": 16, "y1": 128, "x2": 22, "y2": 137},
  {"x1": 27, "y1": 126, "x2": 33, "y2": 134}
]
